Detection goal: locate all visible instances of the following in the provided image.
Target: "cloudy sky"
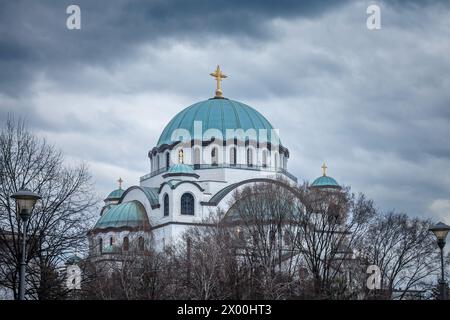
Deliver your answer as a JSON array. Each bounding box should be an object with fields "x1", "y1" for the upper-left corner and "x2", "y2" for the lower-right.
[{"x1": 1, "y1": 0, "x2": 449, "y2": 222}]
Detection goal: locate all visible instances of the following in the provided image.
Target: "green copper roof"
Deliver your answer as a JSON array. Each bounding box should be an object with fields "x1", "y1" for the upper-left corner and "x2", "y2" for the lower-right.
[
  {"x1": 311, "y1": 175, "x2": 340, "y2": 189},
  {"x1": 105, "y1": 188, "x2": 124, "y2": 200},
  {"x1": 93, "y1": 200, "x2": 150, "y2": 230},
  {"x1": 157, "y1": 98, "x2": 280, "y2": 147},
  {"x1": 168, "y1": 164, "x2": 195, "y2": 174}
]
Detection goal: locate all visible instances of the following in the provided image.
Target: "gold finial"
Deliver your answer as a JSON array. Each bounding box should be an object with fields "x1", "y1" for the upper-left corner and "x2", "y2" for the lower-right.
[
  {"x1": 210, "y1": 65, "x2": 227, "y2": 98},
  {"x1": 117, "y1": 177, "x2": 123, "y2": 189},
  {"x1": 178, "y1": 149, "x2": 184, "y2": 164},
  {"x1": 321, "y1": 163, "x2": 328, "y2": 176}
]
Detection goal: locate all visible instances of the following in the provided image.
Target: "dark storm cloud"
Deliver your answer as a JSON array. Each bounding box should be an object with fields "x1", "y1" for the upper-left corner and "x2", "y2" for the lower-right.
[{"x1": 0, "y1": 0, "x2": 350, "y2": 97}]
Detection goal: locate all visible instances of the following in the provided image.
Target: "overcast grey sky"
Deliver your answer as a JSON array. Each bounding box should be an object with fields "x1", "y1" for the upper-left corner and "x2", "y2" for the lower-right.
[{"x1": 1, "y1": 0, "x2": 449, "y2": 223}]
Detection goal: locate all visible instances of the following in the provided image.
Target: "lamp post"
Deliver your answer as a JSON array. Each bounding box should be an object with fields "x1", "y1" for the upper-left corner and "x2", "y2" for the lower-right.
[
  {"x1": 10, "y1": 189, "x2": 41, "y2": 300},
  {"x1": 429, "y1": 221, "x2": 450, "y2": 300}
]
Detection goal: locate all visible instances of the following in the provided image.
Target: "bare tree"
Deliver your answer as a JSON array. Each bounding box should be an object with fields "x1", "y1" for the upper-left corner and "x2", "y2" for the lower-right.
[
  {"x1": 361, "y1": 212, "x2": 439, "y2": 299},
  {"x1": 72, "y1": 179, "x2": 441, "y2": 301},
  {"x1": 82, "y1": 247, "x2": 171, "y2": 300},
  {"x1": 0, "y1": 116, "x2": 97, "y2": 299},
  {"x1": 294, "y1": 186, "x2": 376, "y2": 299},
  {"x1": 223, "y1": 181, "x2": 303, "y2": 299},
  {"x1": 163, "y1": 213, "x2": 237, "y2": 300},
  {"x1": 166, "y1": 181, "x2": 377, "y2": 300}
]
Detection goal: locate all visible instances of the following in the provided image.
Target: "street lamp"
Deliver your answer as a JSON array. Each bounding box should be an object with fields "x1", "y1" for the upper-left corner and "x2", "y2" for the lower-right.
[
  {"x1": 429, "y1": 221, "x2": 450, "y2": 300},
  {"x1": 10, "y1": 189, "x2": 41, "y2": 300}
]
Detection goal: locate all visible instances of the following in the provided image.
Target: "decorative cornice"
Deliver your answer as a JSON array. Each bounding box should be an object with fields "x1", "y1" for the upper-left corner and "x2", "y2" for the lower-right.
[
  {"x1": 159, "y1": 180, "x2": 205, "y2": 193},
  {"x1": 162, "y1": 172, "x2": 200, "y2": 179}
]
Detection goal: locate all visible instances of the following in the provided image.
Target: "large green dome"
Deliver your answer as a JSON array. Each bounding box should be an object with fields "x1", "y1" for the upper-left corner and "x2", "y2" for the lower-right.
[{"x1": 157, "y1": 98, "x2": 280, "y2": 147}]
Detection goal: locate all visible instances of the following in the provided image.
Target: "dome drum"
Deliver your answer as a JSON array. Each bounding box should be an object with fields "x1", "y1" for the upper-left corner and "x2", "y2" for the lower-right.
[{"x1": 148, "y1": 137, "x2": 290, "y2": 159}]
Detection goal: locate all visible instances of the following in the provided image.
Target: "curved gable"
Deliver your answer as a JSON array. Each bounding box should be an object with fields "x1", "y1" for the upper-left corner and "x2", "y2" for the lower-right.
[
  {"x1": 202, "y1": 178, "x2": 303, "y2": 207},
  {"x1": 120, "y1": 186, "x2": 160, "y2": 209}
]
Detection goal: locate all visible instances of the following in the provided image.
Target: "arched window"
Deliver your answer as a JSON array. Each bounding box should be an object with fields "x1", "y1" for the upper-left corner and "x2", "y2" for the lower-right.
[
  {"x1": 165, "y1": 152, "x2": 170, "y2": 168},
  {"x1": 138, "y1": 237, "x2": 145, "y2": 251},
  {"x1": 163, "y1": 194, "x2": 169, "y2": 216},
  {"x1": 181, "y1": 193, "x2": 195, "y2": 215},
  {"x1": 211, "y1": 147, "x2": 218, "y2": 166},
  {"x1": 262, "y1": 150, "x2": 268, "y2": 168},
  {"x1": 123, "y1": 236, "x2": 129, "y2": 251},
  {"x1": 155, "y1": 155, "x2": 160, "y2": 170},
  {"x1": 178, "y1": 149, "x2": 184, "y2": 164},
  {"x1": 193, "y1": 147, "x2": 201, "y2": 168},
  {"x1": 99, "y1": 238, "x2": 103, "y2": 254},
  {"x1": 230, "y1": 147, "x2": 236, "y2": 166},
  {"x1": 109, "y1": 236, "x2": 114, "y2": 246},
  {"x1": 247, "y1": 148, "x2": 253, "y2": 167}
]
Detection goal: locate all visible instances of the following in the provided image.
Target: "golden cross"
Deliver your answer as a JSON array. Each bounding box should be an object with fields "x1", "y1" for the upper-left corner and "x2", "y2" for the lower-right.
[
  {"x1": 178, "y1": 149, "x2": 184, "y2": 164},
  {"x1": 210, "y1": 65, "x2": 227, "y2": 98},
  {"x1": 321, "y1": 163, "x2": 328, "y2": 176},
  {"x1": 117, "y1": 177, "x2": 123, "y2": 189}
]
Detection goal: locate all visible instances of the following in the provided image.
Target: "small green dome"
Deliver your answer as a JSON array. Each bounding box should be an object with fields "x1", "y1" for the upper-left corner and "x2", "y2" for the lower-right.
[
  {"x1": 93, "y1": 200, "x2": 150, "y2": 230},
  {"x1": 311, "y1": 175, "x2": 340, "y2": 189},
  {"x1": 105, "y1": 188, "x2": 124, "y2": 201},
  {"x1": 157, "y1": 98, "x2": 280, "y2": 147},
  {"x1": 163, "y1": 164, "x2": 199, "y2": 178}
]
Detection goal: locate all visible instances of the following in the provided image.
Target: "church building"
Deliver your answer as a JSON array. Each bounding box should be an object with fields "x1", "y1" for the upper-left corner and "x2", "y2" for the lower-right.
[{"x1": 87, "y1": 66, "x2": 340, "y2": 261}]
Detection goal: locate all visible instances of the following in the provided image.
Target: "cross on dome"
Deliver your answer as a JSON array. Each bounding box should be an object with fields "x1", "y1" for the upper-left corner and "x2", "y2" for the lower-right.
[
  {"x1": 322, "y1": 163, "x2": 328, "y2": 176},
  {"x1": 117, "y1": 177, "x2": 123, "y2": 189},
  {"x1": 210, "y1": 65, "x2": 227, "y2": 98}
]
